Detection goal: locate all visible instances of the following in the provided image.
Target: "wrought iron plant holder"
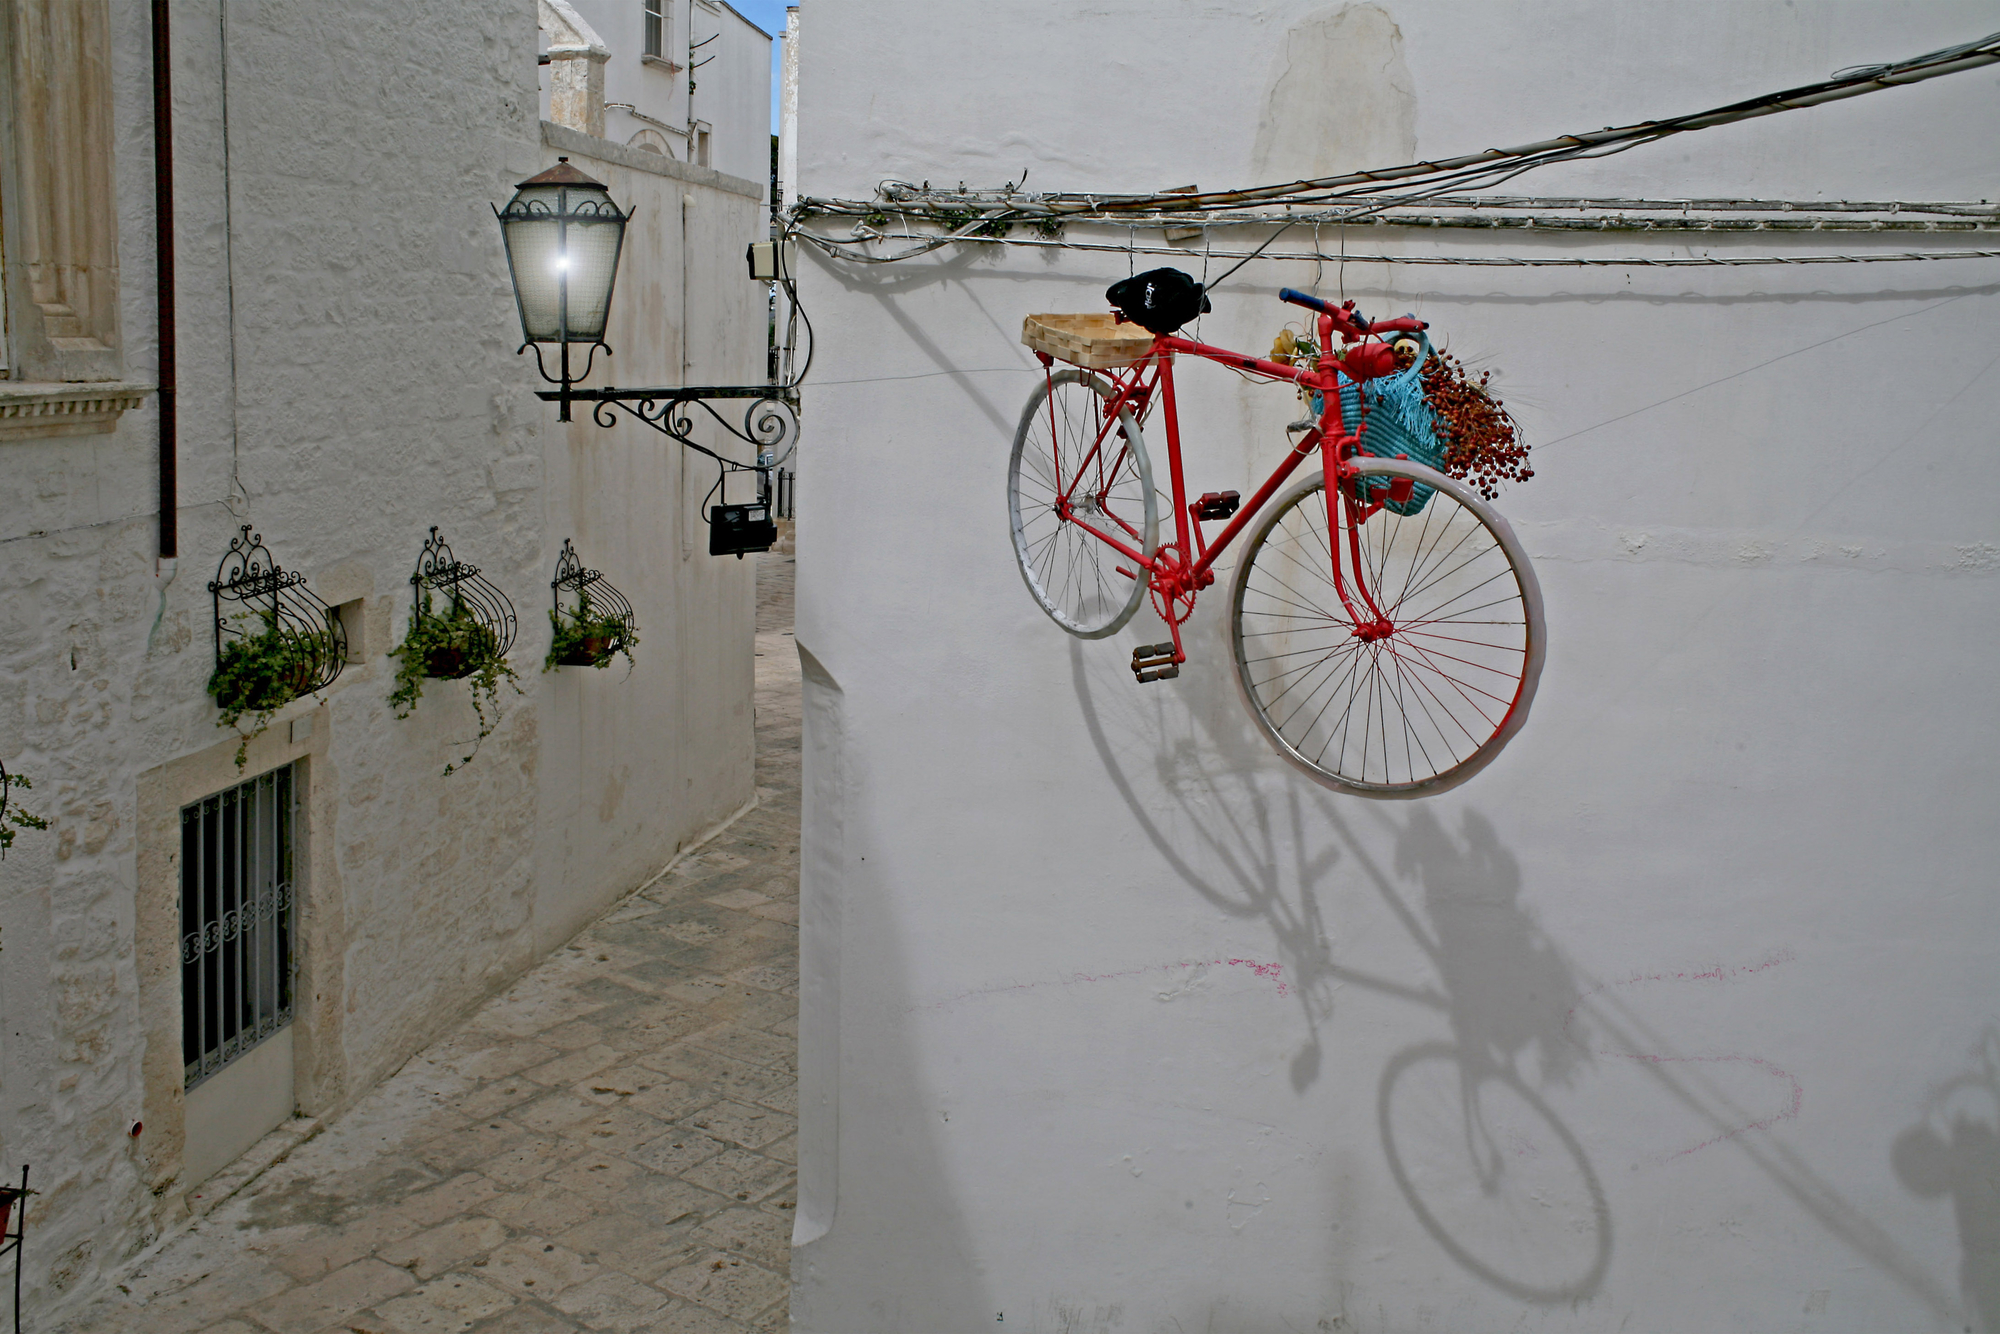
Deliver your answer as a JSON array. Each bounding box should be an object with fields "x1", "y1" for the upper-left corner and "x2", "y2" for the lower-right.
[
  {"x1": 549, "y1": 539, "x2": 637, "y2": 667},
  {"x1": 1, "y1": 1165, "x2": 30, "y2": 1334},
  {"x1": 409, "y1": 527, "x2": 518, "y2": 679},
  {"x1": 208, "y1": 526, "x2": 347, "y2": 695}
]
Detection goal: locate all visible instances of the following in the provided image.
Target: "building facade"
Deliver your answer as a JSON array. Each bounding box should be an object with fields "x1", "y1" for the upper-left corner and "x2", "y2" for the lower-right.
[
  {"x1": 789, "y1": 2, "x2": 2000, "y2": 1330},
  {"x1": 0, "y1": 0, "x2": 769, "y2": 1318}
]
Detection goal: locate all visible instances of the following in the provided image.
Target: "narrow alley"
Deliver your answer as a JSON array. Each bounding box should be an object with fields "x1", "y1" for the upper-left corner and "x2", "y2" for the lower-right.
[{"x1": 58, "y1": 556, "x2": 801, "y2": 1334}]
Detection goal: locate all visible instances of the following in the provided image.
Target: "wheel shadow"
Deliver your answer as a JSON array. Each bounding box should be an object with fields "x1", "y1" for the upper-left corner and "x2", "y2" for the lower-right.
[
  {"x1": 1892, "y1": 1027, "x2": 2000, "y2": 1332},
  {"x1": 1069, "y1": 626, "x2": 1963, "y2": 1319},
  {"x1": 1067, "y1": 631, "x2": 1612, "y2": 1302}
]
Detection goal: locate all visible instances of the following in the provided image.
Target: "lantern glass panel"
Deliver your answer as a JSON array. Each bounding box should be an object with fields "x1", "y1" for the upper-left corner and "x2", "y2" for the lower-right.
[{"x1": 500, "y1": 181, "x2": 627, "y2": 344}]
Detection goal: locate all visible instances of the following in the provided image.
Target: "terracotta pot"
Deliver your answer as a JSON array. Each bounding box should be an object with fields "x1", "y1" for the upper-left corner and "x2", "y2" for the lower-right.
[
  {"x1": 558, "y1": 634, "x2": 612, "y2": 667},
  {"x1": 425, "y1": 645, "x2": 470, "y2": 679}
]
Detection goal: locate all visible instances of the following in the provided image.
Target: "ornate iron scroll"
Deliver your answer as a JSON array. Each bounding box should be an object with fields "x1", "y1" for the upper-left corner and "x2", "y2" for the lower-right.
[
  {"x1": 208, "y1": 525, "x2": 346, "y2": 695},
  {"x1": 409, "y1": 527, "x2": 518, "y2": 677}
]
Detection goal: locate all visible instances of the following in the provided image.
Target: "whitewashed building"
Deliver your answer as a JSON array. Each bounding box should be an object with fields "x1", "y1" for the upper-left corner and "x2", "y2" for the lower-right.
[
  {"x1": 0, "y1": 0, "x2": 769, "y2": 1318},
  {"x1": 545, "y1": 0, "x2": 773, "y2": 180},
  {"x1": 789, "y1": 3, "x2": 2000, "y2": 1331}
]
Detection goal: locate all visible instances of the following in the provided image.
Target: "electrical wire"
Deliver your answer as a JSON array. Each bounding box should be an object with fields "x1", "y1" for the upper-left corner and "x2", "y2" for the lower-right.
[{"x1": 789, "y1": 28, "x2": 2000, "y2": 274}]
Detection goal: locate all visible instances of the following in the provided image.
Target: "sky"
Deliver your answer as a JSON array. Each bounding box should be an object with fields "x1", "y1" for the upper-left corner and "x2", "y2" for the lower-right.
[{"x1": 721, "y1": 0, "x2": 791, "y2": 135}]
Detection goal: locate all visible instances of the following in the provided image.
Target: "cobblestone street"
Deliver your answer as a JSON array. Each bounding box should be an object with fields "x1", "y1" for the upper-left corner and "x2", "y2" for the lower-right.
[{"x1": 59, "y1": 556, "x2": 801, "y2": 1334}]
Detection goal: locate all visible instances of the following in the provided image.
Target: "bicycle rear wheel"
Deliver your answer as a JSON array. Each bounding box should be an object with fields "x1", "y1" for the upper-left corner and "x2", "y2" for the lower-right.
[
  {"x1": 1008, "y1": 369, "x2": 1158, "y2": 639},
  {"x1": 1229, "y1": 459, "x2": 1543, "y2": 797}
]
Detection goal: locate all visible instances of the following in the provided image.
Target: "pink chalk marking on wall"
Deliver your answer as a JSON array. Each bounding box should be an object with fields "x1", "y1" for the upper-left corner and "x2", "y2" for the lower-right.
[
  {"x1": 1565, "y1": 946, "x2": 1801, "y2": 1162},
  {"x1": 925, "y1": 956, "x2": 1287, "y2": 1011}
]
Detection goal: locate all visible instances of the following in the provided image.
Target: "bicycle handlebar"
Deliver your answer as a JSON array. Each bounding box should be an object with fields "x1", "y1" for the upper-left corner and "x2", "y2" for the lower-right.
[{"x1": 1277, "y1": 288, "x2": 1427, "y2": 337}]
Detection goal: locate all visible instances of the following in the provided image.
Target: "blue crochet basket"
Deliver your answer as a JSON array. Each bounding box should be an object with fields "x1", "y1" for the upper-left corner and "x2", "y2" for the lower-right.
[{"x1": 1311, "y1": 329, "x2": 1445, "y2": 517}]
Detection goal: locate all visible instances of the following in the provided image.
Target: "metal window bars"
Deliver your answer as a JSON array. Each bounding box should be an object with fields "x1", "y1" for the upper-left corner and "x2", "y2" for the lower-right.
[
  {"x1": 410, "y1": 527, "x2": 518, "y2": 679},
  {"x1": 181, "y1": 765, "x2": 296, "y2": 1089},
  {"x1": 549, "y1": 539, "x2": 636, "y2": 667},
  {"x1": 208, "y1": 526, "x2": 346, "y2": 697}
]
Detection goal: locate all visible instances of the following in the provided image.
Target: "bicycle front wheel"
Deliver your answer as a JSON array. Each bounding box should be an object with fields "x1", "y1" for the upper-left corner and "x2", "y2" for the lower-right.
[
  {"x1": 1229, "y1": 459, "x2": 1544, "y2": 797},
  {"x1": 1008, "y1": 369, "x2": 1158, "y2": 639}
]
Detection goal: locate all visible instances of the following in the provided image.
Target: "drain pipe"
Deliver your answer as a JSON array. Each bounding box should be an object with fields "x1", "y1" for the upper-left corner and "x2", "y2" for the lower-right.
[
  {"x1": 152, "y1": 0, "x2": 175, "y2": 568},
  {"x1": 147, "y1": 0, "x2": 177, "y2": 651}
]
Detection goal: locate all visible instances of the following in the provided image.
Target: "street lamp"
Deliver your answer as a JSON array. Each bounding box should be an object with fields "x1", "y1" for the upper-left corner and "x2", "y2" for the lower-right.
[
  {"x1": 495, "y1": 157, "x2": 798, "y2": 556},
  {"x1": 496, "y1": 157, "x2": 628, "y2": 420}
]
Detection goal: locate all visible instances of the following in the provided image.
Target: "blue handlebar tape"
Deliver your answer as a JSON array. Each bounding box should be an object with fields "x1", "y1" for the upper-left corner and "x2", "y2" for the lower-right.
[{"x1": 1278, "y1": 287, "x2": 1334, "y2": 314}]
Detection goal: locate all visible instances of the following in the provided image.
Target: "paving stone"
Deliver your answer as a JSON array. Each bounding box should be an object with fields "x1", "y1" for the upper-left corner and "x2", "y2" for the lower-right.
[
  {"x1": 480, "y1": 1239, "x2": 601, "y2": 1301},
  {"x1": 760, "y1": 1136, "x2": 796, "y2": 1166},
  {"x1": 682, "y1": 1149, "x2": 791, "y2": 1206},
  {"x1": 658, "y1": 1251, "x2": 787, "y2": 1323},
  {"x1": 548, "y1": 1272, "x2": 677, "y2": 1332},
  {"x1": 509, "y1": 1092, "x2": 603, "y2": 1134},
  {"x1": 474, "y1": 1179, "x2": 601, "y2": 1239},
  {"x1": 625, "y1": 1129, "x2": 729, "y2": 1178},
  {"x1": 376, "y1": 1272, "x2": 517, "y2": 1332},
  {"x1": 678, "y1": 1101, "x2": 793, "y2": 1152},
  {"x1": 378, "y1": 1217, "x2": 509, "y2": 1281},
  {"x1": 521, "y1": 1045, "x2": 622, "y2": 1090},
  {"x1": 460, "y1": 1303, "x2": 583, "y2": 1333},
  {"x1": 550, "y1": 1214, "x2": 708, "y2": 1285},
  {"x1": 694, "y1": 1208, "x2": 790, "y2": 1269},
  {"x1": 480, "y1": 1135, "x2": 583, "y2": 1188},
  {"x1": 686, "y1": 1027, "x2": 794, "y2": 1070},
  {"x1": 556, "y1": 1105, "x2": 671, "y2": 1156},
  {"x1": 397, "y1": 1174, "x2": 503, "y2": 1229},
  {"x1": 702, "y1": 887, "x2": 770, "y2": 910},
  {"x1": 750, "y1": 1082, "x2": 797, "y2": 1118},
  {"x1": 247, "y1": 1258, "x2": 418, "y2": 1334}
]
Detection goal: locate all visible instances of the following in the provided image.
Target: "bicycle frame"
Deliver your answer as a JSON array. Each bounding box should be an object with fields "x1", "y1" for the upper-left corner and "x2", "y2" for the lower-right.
[{"x1": 1037, "y1": 312, "x2": 1410, "y2": 665}]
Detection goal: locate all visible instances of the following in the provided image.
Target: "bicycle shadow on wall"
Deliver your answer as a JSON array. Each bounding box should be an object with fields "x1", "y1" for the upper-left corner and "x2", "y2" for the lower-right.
[
  {"x1": 1069, "y1": 627, "x2": 1968, "y2": 1318},
  {"x1": 1066, "y1": 632, "x2": 1614, "y2": 1303},
  {"x1": 1892, "y1": 1027, "x2": 2000, "y2": 1333}
]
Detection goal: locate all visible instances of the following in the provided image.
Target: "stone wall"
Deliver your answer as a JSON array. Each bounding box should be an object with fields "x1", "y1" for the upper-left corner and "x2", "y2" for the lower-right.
[
  {"x1": 790, "y1": 2, "x2": 2000, "y2": 1331},
  {"x1": 0, "y1": 0, "x2": 763, "y2": 1318}
]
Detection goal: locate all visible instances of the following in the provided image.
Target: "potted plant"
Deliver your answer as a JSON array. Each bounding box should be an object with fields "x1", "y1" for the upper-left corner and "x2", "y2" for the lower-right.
[
  {"x1": 0, "y1": 763, "x2": 48, "y2": 857},
  {"x1": 545, "y1": 589, "x2": 637, "y2": 671},
  {"x1": 208, "y1": 610, "x2": 335, "y2": 767},
  {"x1": 390, "y1": 592, "x2": 522, "y2": 775}
]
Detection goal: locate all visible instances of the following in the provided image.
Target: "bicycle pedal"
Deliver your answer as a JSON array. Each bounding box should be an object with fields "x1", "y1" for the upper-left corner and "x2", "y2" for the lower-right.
[
  {"x1": 1131, "y1": 642, "x2": 1179, "y2": 682},
  {"x1": 1193, "y1": 490, "x2": 1241, "y2": 521}
]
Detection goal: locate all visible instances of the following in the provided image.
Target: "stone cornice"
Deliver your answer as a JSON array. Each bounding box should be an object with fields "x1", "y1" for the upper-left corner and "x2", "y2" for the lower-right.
[
  {"x1": 540, "y1": 121, "x2": 765, "y2": 202},
  {"x1": 0, "y1": 381, "x2": 153, "y2": 440}
]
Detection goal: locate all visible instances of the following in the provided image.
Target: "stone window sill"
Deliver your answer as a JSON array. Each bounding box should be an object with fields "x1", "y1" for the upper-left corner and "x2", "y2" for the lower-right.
[
  {"x1": 0, "y1": 381, "x2": 153, "y2": 441},
  {"x1": 640, "y1": 53, "x2": 682, "y2": 72}
]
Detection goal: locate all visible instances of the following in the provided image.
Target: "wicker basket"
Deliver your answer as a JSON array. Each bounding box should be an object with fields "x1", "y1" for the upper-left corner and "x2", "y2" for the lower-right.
[{"x1": 1021, "y1": 313, "x2": 1157, "y2": 370}]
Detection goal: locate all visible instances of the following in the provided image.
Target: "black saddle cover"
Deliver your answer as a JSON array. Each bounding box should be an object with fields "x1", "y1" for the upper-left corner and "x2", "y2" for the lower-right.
[{"x1": 1106, "y1": 267, "x2": 1212, "y2": 335}]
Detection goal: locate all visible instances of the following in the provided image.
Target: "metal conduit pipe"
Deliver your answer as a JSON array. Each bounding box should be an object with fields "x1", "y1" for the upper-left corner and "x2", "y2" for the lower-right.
[{"x1": 152, "y1": 0, "x2": 176, "y2": 564}]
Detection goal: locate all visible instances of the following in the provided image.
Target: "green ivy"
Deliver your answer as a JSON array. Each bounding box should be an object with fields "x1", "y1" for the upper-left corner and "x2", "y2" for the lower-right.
[
  {"x1": 208, "y1": 609, "x2": 331, "y2": 769},
  {"x1": 389, "y1": 592, "x2": 522, "y2": 776},
  {"x1": 544, "y1": 590, "x2": 637, "y2": 673},
  {"x1": 1, "y1": 771, "x2": 48, "y2": 856}
]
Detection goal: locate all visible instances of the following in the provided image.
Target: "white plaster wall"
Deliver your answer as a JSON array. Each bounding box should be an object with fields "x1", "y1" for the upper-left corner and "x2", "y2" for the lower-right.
[
  {"x1": 695, "y1": 0, "x2": 772, "y2": 184},
  {"x1": 0, "y1": 0, "x2": 760, "y2": 1316},
  {"x1": 790, "y1": 3, "x2": 2000, "y2": 1331}
]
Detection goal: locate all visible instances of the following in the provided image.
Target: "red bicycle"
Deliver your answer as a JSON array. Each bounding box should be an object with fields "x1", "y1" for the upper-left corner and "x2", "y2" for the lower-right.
[{"x1": 1008, "y1": 287, "x2": 1545, "y2": 797}]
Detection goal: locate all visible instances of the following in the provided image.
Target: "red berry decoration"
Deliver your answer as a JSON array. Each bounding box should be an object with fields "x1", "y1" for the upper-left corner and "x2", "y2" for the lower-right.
[{"x1": 1404, "y1": 345, "x2": 1530, "y2": 502}]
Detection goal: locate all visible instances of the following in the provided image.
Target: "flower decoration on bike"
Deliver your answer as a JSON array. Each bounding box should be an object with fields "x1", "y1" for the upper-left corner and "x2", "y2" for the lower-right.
[{"x1": 1011, "y1": 268, "x2": 1546, "y2": 797}]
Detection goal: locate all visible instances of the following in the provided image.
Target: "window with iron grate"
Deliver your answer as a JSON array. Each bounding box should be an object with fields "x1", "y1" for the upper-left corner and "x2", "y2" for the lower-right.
[{"x1": 180, "y1": 764, "x2": 297, "y2": 1089}]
